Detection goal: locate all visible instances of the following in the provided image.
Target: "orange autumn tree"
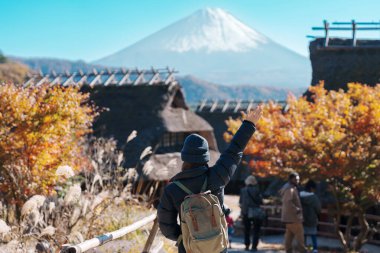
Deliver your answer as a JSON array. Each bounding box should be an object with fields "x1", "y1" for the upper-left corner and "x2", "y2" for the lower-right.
[
  {"x1": 0, "y1": 83, "x2": 97, "y2": 205},
  {"x1": 225, "y1": 83, "x2": 380, "y2": 251}
]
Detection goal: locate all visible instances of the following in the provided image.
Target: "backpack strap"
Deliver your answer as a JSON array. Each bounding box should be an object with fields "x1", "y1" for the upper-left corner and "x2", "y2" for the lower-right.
[
  {"x1": 201, "y1": 177, "x2": 208, "y2": 192},
  {"x1": 173, "y1": 181, "x2": 194, "y2": 195},
  {"x1": 174, "y1": 177, "x2": 208, "y2": 195}
]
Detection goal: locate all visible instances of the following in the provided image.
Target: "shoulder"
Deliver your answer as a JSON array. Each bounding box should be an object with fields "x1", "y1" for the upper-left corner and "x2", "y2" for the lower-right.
[{"x1": 163, "y1": 182, "x2": 180, "y2": 197}]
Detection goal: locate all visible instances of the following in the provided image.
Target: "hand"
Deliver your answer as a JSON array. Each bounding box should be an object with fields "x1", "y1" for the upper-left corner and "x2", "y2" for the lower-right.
[{"x1": 243, "y1": 104, "x2": 263, "y2": 125}]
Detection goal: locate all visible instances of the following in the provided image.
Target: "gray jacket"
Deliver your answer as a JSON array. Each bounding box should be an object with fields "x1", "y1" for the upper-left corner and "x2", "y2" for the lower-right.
[
  {"x1": 300, "y1": 191, "x2": 321, "y2": 227},
  {"x1": 239, "y1": 185, "x2": 263, "y2": 216},
  {"x1": 279, "y1": 182, "x2": 303, "y2": 223},
  {"x1": 157, "y1": 121, "x2": 256, "y2": 252}
]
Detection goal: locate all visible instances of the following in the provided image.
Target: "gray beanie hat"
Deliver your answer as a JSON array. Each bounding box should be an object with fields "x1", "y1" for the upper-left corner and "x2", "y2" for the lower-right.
[
  {"x1": 245, "y1": 175, "x2": 258, "y2": 186},
  {"x1": 181, "y1": 134, "x2": 210, "y2": 164}
]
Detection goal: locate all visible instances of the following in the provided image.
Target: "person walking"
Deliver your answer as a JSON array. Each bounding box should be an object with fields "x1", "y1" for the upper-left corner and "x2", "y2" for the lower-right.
[
  {"x1": 239, "y1": 175, "x2": 264, "y2": 251},
  {"x1": 157, "y1": 106, "x2": 263, "y2": 253},
  {"x1": 300, "y1": 179, "x2": 321, "y2": 253},
  {"x1": 224, "y1": 207, "x2": 234, "y2": 248},
  {"x1": 279, "y1": 172, "x2": 307, "y2": 253}
]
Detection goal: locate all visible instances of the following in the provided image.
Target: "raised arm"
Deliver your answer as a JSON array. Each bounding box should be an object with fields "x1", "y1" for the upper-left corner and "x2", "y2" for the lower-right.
[{"x1": 211, "y1": 105, "x2": 263, "y2": 188}]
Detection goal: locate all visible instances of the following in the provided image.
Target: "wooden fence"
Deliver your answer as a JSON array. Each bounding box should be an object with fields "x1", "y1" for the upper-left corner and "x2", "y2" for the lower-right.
[
  {"x1": 60, "y1": 213, "x2": 159, "y2": 253},
  {"x1": 60, "y1": 205, "x2": 380, "y2": 252},
  {"x1": 236, "y1": 205, "x2": 380, "y2": 245}
]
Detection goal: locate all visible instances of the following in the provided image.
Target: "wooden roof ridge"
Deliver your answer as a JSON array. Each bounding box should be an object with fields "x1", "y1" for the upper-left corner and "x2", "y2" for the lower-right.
[
  {"x1": 195, "y1": 99, "x2": 287, "y2": 113},
  {"x1": 23, "y1": 67, "x2": 178, "y2": 87}
]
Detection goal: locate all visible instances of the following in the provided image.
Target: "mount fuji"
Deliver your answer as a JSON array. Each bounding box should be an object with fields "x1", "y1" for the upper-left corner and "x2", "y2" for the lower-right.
[{"x1": 95, "y1": 8, "x2": 311, "y2": 88}]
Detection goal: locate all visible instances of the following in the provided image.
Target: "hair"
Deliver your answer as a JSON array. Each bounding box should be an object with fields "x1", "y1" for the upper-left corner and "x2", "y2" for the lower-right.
[
  {"x1": 181, "y1": 161, "x2": 207, "y2": 171},
  {"x1": 305, "y1": 179, "x2": 317, "y2": 191},
  {"x1": 288, "y1": 172, "x2": 299, "y2": 180}
]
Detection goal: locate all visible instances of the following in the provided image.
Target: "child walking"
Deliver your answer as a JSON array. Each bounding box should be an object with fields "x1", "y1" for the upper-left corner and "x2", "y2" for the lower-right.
[{"x1": 225, "y1": 207, "x2": 234, "y2": 248}]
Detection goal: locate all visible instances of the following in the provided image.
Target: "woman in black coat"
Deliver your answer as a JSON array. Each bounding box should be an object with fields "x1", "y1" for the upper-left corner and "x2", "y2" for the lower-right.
[{"x1": 239, "y1": 175, "x2": 263, "y2": 252}]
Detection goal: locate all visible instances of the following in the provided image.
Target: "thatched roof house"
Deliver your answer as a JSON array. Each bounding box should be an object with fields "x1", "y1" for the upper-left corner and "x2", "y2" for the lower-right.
[{"x1": 23, "y1": 69, "x2": 219, "y2": 181}]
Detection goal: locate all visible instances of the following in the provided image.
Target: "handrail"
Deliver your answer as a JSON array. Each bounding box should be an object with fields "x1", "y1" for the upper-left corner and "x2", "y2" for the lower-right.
[
  {"x1": 61, "y1": 213, "x2": 157, "y2": 253},
  {"x1": 259, "y1": 205, "x2": 380, "y2": 245}
]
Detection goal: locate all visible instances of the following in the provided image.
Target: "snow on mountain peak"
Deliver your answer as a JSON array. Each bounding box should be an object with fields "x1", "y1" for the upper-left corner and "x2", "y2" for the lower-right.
[{"x1": 156, "y1": 8, "x2": 268, "y2": 53}]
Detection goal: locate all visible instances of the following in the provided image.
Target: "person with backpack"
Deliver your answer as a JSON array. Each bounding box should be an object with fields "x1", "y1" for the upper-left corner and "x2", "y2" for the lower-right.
[
  {"x1": 157, "y1": 106, "x2": 263, "y2": 253},
  {"x1": 300, "y1": 179, "x2": 321, "y2": 253},
  {"x1": 279, "y1": 172, "x2": 307, "y2": 253},
  {"x1": 239, "y1": 175, "x2": 264, "y2": 251}
]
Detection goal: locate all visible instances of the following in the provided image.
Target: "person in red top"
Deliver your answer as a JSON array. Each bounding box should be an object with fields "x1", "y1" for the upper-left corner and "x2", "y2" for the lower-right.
[{"x1": 225, "y1": 207, "x2": 234, "y2": 248}]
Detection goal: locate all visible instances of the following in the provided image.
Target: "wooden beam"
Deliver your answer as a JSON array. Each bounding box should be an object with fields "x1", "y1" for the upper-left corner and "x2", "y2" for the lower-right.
[
  {"x1": 222, "y1": 100, "x2": 230, "y2": 113},
  {"x1": 119, "y1": 70, "x2": 131, "y2": 85},
  {"x1": 133, "y1": 70, "x2": 145, "y2": 85},
  {"x1": 149, "y1": 69, "x2": 161, "y2": 85},
  {"x1": 62, "y1": 74, "x2": 76, "y2": 86},
  {"x1": 104, "y1": 74, "x2": 116, "y2": 86},
  {"x1": 89, "y1": 74, "x2": 102, "y2": 87},
  {"x1": 234, "y1": 99, "x2": 242, "y2": 113},
  {"x1": 324, "y1": 20, "x2": 329, "y2": 47},
  {"x1": 35, "y1": 76, "x2": 50, "y2": 86},
  {"x1": 77, "y1": 75, "x2": 88, "y2": 86},
  {"x1": 246, "y1": 100, "x2": 254, "y2": 112},
  {"x1": 198, "y1": 99, "x2": 207, "y2": 112},
  {"x1": 61, "y1": 214, "x2": 157, "y2": 253},
  {"x1": 352, "y1": 20, "x2": 357, "y2": 46},
  {"x1": 50, "y1": 76, "x2": 62, "y2": 86},
  {"x1": 210, "y1": 100, "x2": 218, "y2": 112},
  {"x1": 23, "y1": 77, "x2": 35, "y2": 87},
  {"x1": 164, "y1": 72, "x2": 175, "y2": 85},
  {"x1": 142, "y1": 217, "x2": 159, "y2": 253},
  {"x1": 313, "y1": 27, "x2": 380, "y2": 31}
]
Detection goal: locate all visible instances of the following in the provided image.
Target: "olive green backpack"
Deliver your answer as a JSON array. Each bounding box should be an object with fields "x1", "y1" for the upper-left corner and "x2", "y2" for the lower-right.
[{"x1": 173, "y1": 178, "x2": 228, "y2": 253}]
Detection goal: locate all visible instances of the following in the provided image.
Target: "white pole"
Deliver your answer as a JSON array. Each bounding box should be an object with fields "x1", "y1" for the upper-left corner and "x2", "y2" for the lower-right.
[{"x1": 61, "y1": 213, "x2": 157, "y2": 253}]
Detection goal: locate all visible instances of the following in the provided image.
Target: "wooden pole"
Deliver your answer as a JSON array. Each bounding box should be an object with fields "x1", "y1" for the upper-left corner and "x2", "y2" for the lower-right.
[
  {"x1": 352, "y1": 19, "x2": 357, "y2": 46},
  {"x1": 142, "y1": 217, "x2": 159, "y2": 253},
  {"x1": 324, "y1": 20, "x2": 330, "y2": 47}
]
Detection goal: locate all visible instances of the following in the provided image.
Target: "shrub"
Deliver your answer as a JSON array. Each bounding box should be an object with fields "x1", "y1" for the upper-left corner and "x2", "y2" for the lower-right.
[
  {"x1": 225, "y1": 83, "x2": 380, "y2": 251},
  {"x1": 0, "y1": 83, "x2": 97, "y2": 206}
]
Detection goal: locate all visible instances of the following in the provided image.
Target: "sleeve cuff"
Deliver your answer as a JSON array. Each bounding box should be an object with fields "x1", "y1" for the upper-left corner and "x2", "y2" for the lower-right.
[{"x1": 243, "y1": 120, "x2": 256, "y2": 129}]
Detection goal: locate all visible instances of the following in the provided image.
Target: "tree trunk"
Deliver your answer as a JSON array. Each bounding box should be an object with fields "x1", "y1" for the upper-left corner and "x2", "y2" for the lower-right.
[
  {"x1": 331, "y1": 184, "x2": 349, "y2": 252},
  {"x1": 344, "y1": 213, "x2": 354, "y2": 249},
  {"x1": 353, "y1": 211, "x2": 369, "y2": 251}
]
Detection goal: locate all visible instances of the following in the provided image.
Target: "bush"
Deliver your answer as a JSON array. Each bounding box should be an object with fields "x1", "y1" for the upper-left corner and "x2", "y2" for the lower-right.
[{"x1": 0, "y1": 83, "x2": 97, "y2": 206}]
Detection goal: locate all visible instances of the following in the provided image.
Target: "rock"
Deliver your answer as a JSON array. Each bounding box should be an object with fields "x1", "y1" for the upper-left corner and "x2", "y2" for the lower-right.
[{"x1": 0, "y1": 219, "x2": 10, "y2": 234}]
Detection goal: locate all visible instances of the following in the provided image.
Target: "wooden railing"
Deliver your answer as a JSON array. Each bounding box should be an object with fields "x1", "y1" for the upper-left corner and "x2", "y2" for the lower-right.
[
  {"x1": 60, "y1": 213, "x2": 159, "y2": 253},
  {"x1": 310, "y1": 20, "x2": 380, "y2": 47},
  {"x1": 237, "y1": 205, "x2": 380, "y2": 245}
]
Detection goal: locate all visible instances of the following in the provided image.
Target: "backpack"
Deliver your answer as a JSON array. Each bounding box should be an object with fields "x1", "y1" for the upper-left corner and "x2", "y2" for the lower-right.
[{"x1": 173, "y1": 178, "x2": 228, "y2": 253}]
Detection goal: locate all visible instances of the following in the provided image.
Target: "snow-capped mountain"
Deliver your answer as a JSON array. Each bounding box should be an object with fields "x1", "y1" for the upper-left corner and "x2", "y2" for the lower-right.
[{"x1": 94, "y1": 8, "x2": 311, "y2": 88}]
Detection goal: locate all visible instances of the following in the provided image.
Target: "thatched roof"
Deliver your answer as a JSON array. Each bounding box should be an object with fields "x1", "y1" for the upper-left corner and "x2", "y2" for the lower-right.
[
  {"x1": 22, "y1": 69, "x2": 219, "y2": 181},
  {"x1": 141, "y1": 150, "x2": 219, "y2": 181},
  {"x1": 80, "y1": 80, "x2": 218, "y2": 178},
  {"x1": 162, "y1": 108, "x2": 213, "y2": 132}
]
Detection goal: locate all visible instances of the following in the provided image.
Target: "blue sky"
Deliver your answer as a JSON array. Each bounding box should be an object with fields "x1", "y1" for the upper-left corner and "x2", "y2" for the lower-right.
[{"x1": 2, "y1": 0, "x2": 380, "y2": 62}]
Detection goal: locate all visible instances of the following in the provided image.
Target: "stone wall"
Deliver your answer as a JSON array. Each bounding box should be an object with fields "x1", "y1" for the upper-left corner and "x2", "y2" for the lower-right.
[{"x1": 309, "y1": 38, "x2": 380, "y2": 91}]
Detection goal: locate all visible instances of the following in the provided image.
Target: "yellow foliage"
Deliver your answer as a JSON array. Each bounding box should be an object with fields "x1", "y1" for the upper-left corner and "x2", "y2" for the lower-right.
[
  {"x1": 0, "y1": 83, "x2": 97, "y2": 204},
  {"x1": 225, "y1": 83, "x2": 380, "y2": 204}
]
